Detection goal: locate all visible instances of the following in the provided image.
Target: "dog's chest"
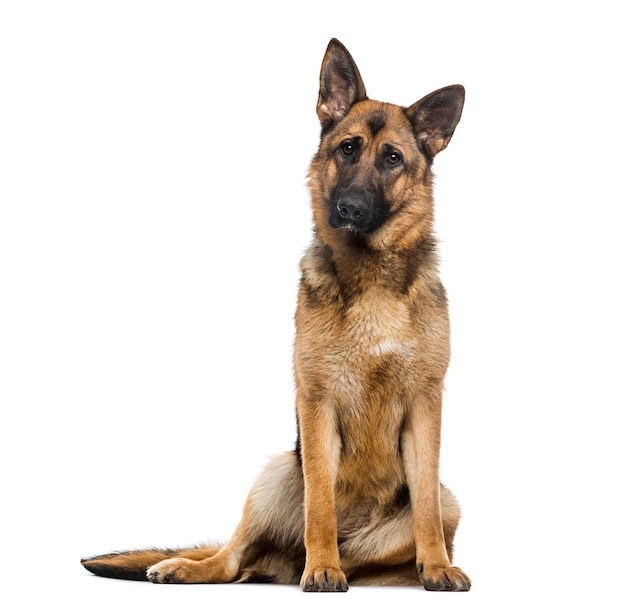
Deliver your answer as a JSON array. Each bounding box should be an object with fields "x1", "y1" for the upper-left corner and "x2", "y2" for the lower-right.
[
  {"x1": 323, "y1": 290, "x2": 418, "y2": 401},
  {"x1": 348, "y1": 295, "x2": 415, "y2": 358},
  {"x1": 341, "y1": 289, "x2": 414, "y2": 356}
]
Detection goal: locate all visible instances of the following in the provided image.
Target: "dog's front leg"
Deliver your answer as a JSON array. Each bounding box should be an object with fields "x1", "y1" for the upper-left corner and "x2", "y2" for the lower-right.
[
  {"x1": 296, "y1": 394, "x2": 347, "y2": 592},
  {"x1": 402, "y1": 389, "x2": 471, "y2": 591}
]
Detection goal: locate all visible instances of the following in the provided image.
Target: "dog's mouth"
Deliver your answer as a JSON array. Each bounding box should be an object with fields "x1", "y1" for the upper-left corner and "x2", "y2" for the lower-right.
[
  {"x1": 328, "y1": 206, "x2": 386, "y2": 235},
  {"x1": 328, "y1": 218, "x2": 365, "y2": 234}
]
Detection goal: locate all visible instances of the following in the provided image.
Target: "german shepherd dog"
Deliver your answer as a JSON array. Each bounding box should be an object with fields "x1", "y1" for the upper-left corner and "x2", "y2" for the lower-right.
[{"x1": 81, "y1": 39, "x2": 470, "y2": 592}]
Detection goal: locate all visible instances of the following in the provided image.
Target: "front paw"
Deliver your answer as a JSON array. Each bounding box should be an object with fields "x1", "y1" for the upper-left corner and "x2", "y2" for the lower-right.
[
  {"x1": 419, "y1": 564, "x2": 471, "y2": 591},
  {"x1": 300, "y1": 566, "x2": 348, "y2": 592},
  {"x1": 147, "y1": 558, "x2": 198, "y2": 584}
]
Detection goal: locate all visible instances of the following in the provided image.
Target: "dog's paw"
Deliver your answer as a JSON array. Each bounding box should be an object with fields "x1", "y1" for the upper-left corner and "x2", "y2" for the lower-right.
[
  {"x1": 147, "y1": 558, "x2": 199, "y2": 584},
  {"x1": 300, "y1": 566, "x2": 348, "y2": 592},
  {"x1": 419, "y1": 564, "x2": 471, "y2": 591}
]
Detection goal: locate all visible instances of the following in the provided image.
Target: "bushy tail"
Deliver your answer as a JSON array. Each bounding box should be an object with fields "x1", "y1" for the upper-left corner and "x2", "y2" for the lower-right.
[{"x1": 81, "y1": 545, "x2": 221, "y2": 581}]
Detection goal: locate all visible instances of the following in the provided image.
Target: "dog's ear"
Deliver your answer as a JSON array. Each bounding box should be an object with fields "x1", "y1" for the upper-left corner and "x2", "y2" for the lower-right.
[
  {"x1": 406, "y1": 85, "x2": 465, "y2": 158},
  {"x1": 317, "y1": 39, "x2": 367, "y2": 130}
]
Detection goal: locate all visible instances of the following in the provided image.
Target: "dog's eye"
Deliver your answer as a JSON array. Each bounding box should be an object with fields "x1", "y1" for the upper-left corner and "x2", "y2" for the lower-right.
[
  {"x1": 387, "y1": 151, "x2": 402, "y2": 165},
  {"x1": 340, "y1": 141, "x2": 355, "y2": 156}
]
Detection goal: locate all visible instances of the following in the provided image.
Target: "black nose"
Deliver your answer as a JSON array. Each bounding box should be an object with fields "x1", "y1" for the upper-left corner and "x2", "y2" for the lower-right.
[
  {"x1": 329, "y1": 190, "x2": 385, "y2": 234},
  {"x1": 336, "y1": 198, "x2": 367, "y2": 222}
]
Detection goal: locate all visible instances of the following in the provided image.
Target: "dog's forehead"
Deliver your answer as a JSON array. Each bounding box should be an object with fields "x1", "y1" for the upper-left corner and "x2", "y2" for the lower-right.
[{"x1": 330, "y1": 100, "x2": 417, "y2": 151}]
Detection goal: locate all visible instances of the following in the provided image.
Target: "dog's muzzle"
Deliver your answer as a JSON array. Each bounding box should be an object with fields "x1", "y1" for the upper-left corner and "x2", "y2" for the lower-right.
[{"x1": 328, "y1": 193, "x2": 385, "y2": 234}]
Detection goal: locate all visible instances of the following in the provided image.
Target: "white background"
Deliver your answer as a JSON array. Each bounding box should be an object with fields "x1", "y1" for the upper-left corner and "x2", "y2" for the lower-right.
[{"x1": 1, "y1": 1, "x2": 625, "y2": 609}]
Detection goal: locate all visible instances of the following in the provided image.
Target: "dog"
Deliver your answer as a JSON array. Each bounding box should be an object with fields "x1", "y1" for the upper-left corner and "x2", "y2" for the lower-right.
[{"x1": 81, "y1": 38, "x2": 470, "y2": 592}]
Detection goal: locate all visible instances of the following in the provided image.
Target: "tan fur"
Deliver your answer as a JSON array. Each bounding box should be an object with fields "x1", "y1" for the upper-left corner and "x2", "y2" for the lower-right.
[{"x1": 81, "y1": 38, "x2": 470, "y2": 592}]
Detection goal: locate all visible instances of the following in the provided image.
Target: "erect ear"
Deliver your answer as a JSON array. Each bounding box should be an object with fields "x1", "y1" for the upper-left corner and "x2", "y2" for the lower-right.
[
  {"x1": 316, "y1": 39, "x2": 367, "y2": 130},
  {"x1": 406, "y1": 85, "x2": 465, "y2": 158}
]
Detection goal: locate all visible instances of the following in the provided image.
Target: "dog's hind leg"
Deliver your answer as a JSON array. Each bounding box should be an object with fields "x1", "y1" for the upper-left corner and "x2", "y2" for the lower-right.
[{"x1": 147, "y1": 451, "x2": 305, "y2": 584}]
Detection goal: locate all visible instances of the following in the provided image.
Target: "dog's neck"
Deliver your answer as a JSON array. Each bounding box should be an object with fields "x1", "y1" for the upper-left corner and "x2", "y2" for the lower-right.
[{"x1": 314, "y1": 229, "x2": 439, "y2": 297}]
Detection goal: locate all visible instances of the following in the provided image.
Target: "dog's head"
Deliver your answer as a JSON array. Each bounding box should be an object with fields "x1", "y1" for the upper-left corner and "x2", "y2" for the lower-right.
[{"x1": 309, "y1": 39, "x2": 464, "y2": 251}]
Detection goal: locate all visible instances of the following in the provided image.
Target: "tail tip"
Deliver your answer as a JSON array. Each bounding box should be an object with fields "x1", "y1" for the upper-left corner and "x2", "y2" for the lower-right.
[{"x1": 80, "y1": 553, "x2": 149, "y2": 581}]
